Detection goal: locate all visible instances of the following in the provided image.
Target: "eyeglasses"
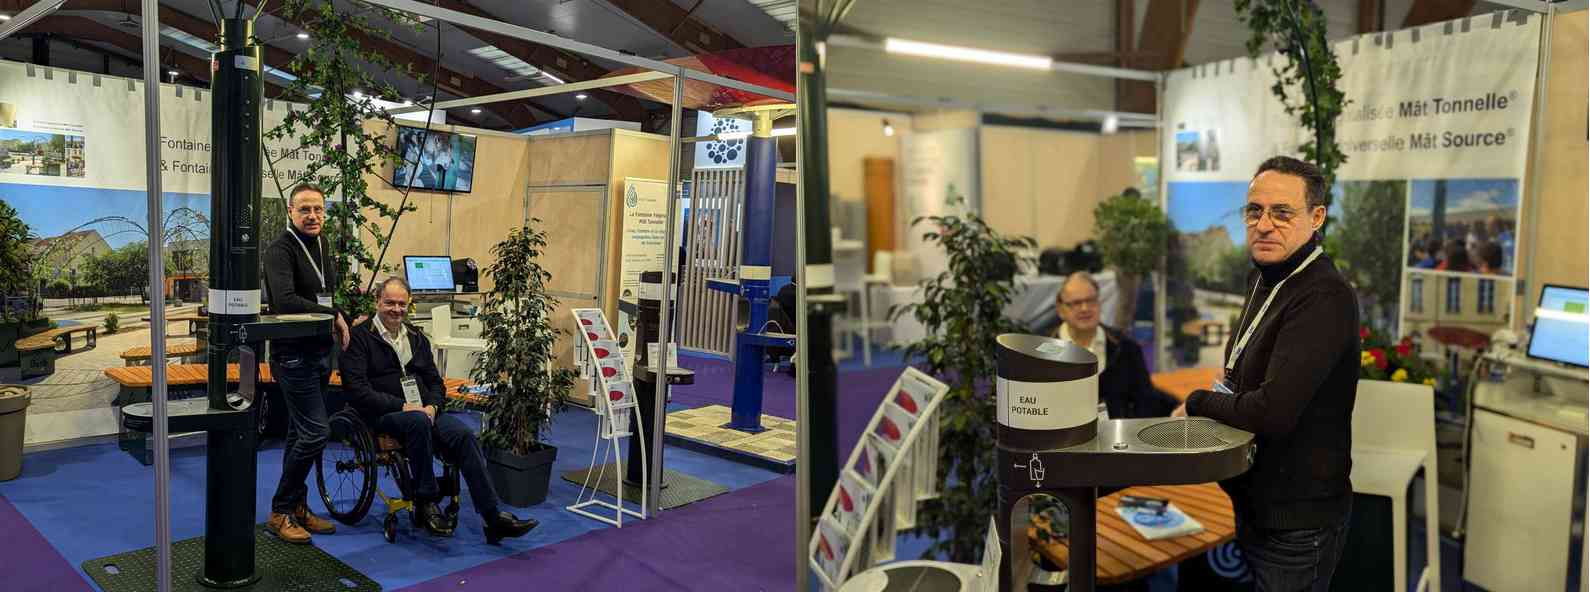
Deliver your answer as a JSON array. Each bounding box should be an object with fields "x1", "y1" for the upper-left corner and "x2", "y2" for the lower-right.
[
  {"x1": 293, "y1": 205, "x2": 326, "y2": 216},
  {"x1": 1060, "y1": 297, "x2": 1098, "y2": 310},
  {"x1": 1242, "y1": 204, "x2": 1310, "y2": 228}
]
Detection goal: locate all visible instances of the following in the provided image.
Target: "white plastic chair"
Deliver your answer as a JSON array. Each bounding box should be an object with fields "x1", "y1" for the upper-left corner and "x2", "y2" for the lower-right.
[
  {"x1": 1351, "y1": 380, "x2": 1442, "y2": 592},
  {"x1": 428, "y1": 304, "x2": 485, "y2": 379}
]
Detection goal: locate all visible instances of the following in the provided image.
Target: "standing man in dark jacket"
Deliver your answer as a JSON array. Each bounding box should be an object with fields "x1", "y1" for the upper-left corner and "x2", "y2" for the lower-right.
[
  {"x1": 340, "y1": 277, "x2": 537, "y2": 544},
  {"x1": 1175, "y1": 156, "x2": 1360, "y2": 591},
  {"x1": 1053, "y1": 272, "x2": 1177, "y2": 419},
  {"x1": 262, "y1": 183, "x2": 351, "y2": 544}
]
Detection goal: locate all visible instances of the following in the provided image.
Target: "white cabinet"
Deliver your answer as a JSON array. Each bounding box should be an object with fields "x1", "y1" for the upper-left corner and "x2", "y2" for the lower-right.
[{"x1": 1464, "y1": 408, "x2": 1587, "y2": 591}]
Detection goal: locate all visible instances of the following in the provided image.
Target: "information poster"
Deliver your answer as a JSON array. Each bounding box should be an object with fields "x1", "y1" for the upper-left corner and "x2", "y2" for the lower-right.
[
  {"x1": 0, "y1": 58, "x2": 324, "y2": 444},
  {"x1": 616, "y1": 178, "x2": 669, "y2": 363}
]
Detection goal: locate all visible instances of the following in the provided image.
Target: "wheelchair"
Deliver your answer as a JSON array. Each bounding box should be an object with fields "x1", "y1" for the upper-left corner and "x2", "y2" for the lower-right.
[{"x1": 315, "y1": 407, "x2": 462, "y2": 543}]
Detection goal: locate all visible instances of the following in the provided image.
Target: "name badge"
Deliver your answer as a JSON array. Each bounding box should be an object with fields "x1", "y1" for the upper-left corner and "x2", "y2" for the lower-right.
[
  {"x1": 401, "y1": 377, "x2": 423, "y2": 406},
  {"x1": 1212, "y1": 378, "x2": 1236, "y2": 395},
  {"x1": 317, "y1": 294, "x2": 333, "y2": 308}
]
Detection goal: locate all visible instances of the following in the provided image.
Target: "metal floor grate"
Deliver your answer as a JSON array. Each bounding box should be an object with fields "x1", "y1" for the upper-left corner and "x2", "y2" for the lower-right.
[
  {"x1": 1136, "y1": 420, "x2": 1231, "y2": 450},
  {"x1": 82, "y1": 526, "x2": 380, "y2": 592}
]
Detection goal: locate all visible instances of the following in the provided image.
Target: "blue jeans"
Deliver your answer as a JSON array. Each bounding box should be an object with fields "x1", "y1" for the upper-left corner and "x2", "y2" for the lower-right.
[
  {"x1": 1235, "y1": 510, "x2": 1353, "y2": 592},
  {"x1": 269, "y1": 345, "x2": 332, "y2": 514},
  {"x1": 376, "y1": 411, "x2": 500, "y2": 517}
]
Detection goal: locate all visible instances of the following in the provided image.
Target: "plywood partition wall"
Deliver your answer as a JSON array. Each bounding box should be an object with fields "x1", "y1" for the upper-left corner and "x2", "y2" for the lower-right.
[
  {"x1": 1520, "y1": 10, "x2": 1588, "y2": 332},
  {"x1": 522, "y1": 128, "x2": 671, "y2": 403},
  {"x1": 443, "y1": 130, "x2": 534, "y2": 292}
]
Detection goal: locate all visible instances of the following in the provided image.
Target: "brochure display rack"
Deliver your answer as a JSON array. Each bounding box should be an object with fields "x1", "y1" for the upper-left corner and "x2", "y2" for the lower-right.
[
  {"x1": 809, "y1": 368, "x2": 951, "y2": 589},
  {"x1": 566, "y1": 308, "x2": 648, "y2": 527}
]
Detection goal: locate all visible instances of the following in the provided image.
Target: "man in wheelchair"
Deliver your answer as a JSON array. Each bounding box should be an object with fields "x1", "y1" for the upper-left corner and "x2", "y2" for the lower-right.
[{"x1": 340, "y1": 277, "x2": 537, "y2": 544}]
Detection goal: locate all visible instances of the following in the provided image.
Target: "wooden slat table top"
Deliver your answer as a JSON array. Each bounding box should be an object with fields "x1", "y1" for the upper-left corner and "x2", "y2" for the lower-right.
[
  {"x1": 16, "y1": 325, "x2": 97, "y2": 350},
  {"x1": 105, "y1": 364, "x2": 472, "y2": 400},
  {"x1": 119, "y1": 340, "x2": 203, "y2": 361},
  {"x1": 1150, "y1": 367, "x2": 1223, "y2": 403},
  {"x1": 1026, "y1": 482, "x2": 1235, "y2": 585}
]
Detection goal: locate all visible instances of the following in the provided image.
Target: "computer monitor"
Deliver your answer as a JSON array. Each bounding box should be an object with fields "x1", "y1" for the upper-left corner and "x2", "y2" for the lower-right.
[
  {"x1": 1527, "y1": 284, "x2": 1588, "y2": 368},
  {"x1": 404, "y1": 256, "x2": 456, "y2": 293}
]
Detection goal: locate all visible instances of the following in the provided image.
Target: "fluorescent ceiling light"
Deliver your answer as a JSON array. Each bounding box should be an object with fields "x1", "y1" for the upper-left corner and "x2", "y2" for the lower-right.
[
  {"x1": 0, "y1": 15, "x2": 11, "y2": 21},
  {"x1": 883, "y1": 38, "x2": 1052, "y2": 70},
  {"x1": 575, "y1": 93, "x2": 588, "y2": 100},
  {"x1": 470, "y1": 108, "x2": 482, "y2": 114},
  {"x1": 542, "y1": 72, "x2": 566, "y2": 85},
  {"x1": 162, "y1": 26, "x2": 218, "y2": 52},
  {"x1": 471, "y1": 45, "x2": 565, "y2": 86}
]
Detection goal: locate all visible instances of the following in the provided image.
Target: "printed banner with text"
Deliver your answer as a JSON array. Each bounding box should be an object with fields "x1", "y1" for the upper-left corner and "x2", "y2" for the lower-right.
[{"x1": 1159, "y1": 12, "x2": 1540, "y2": 370}]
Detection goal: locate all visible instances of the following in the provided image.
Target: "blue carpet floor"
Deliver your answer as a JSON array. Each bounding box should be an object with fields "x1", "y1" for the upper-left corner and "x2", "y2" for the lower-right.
[{"x1": 0, "y1": 401, "x2": 783, "y2": 591}]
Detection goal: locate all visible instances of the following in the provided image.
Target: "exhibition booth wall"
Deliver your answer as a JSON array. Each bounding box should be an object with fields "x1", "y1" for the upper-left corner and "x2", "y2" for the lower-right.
[
  {"x1": 1, "y1": 54, "x2": 687, "y2": 445},
  {"x1": 1521, "y1": 10, "x2": 1587, "y2": 331},
  {"x1": 825, "y1": 108, "x2": 1158, "y2": 276}
]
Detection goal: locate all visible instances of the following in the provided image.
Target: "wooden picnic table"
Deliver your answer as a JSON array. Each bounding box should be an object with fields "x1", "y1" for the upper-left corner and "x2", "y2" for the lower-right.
[
  {"x1": 1027, "y1": 482, "x2": 1236, "y2": 585},
  {"x1": 1150, "y1": 367, "x2": 1222, "y2": 403}
]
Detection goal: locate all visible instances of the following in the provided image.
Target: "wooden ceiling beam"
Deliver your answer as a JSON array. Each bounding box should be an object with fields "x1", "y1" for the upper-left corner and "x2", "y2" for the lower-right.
[
  {"x1": 428, "y1": 0, "x2": 649, "y2": 122},
  {"x1": 1403, "y1": 0, "x2": 1478, "y2": 28},
  {"x1": 1118, "y1": 0, "x2": 1202, "y2": 115}
]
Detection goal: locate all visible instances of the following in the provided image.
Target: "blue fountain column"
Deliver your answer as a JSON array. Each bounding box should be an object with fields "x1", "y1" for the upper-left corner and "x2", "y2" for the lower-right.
[{"x1": 726, "y1": 120, "x2": 780, "y2": 432}]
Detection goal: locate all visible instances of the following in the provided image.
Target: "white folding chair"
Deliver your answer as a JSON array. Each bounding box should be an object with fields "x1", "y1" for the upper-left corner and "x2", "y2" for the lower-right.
[{"x1": 1352, "y1": 380, "x2": 1442, "y2": 592}]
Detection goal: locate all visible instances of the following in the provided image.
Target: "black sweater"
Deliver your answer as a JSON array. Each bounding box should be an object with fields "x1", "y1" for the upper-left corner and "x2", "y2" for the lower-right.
[
  {"x1": 339, "y1": 319, "x2": 447, "y2": 424},
  {"x1": 1185, "y1": 235, "x2": 1360, "y2": 530},
  {"x1": 1096, "y1": 326, "x2": 1179, "y2": 419},
  {"x1": 262, "y1": 227, "x2": 339, "y2": 351}
]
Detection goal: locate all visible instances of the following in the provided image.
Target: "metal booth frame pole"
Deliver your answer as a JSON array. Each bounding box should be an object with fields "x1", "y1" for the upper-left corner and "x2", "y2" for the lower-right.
[
  {"x1": 650, "y1": 70, "x2": 686, "y2": 517},
  {"x1": 139, "y1": 0, "x2": 171, "y2": 589}
]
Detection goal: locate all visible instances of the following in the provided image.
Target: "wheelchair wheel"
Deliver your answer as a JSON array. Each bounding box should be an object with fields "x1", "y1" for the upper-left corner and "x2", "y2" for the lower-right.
[
  {"x1": 382, "y1": 513, "x2": 398, "y2": 543},
  {"x1": 315, "y1": 410, "x2": 377, "y2": 525}
]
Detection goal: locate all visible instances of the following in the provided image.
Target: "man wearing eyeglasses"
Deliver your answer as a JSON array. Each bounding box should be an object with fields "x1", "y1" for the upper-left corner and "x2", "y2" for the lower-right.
[
  {"x1": 1174, "y1": 156, "x2": 1360, "y2": 592},
  {"x1": 261, "y1": 183, "x2": 352, "y2": 544},
  {"x1": 1054, "y1": 272, "x2": 1176, "y2": 419}
]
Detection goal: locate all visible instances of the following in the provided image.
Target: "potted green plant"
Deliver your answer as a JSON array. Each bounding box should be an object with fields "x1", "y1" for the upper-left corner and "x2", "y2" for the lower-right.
[
  {"x1": 893, "y1": 189, "x2": 1034, "y2": 562},
  {"x1": 0, "y1": 200, "x2": 40, "y2": 366},
  {"x1": 1092, "y1": 191, "x2": 1172, "y2": 329},
  {"x1": 472, "y1": 221, "x2": 577, "y2": 507}
]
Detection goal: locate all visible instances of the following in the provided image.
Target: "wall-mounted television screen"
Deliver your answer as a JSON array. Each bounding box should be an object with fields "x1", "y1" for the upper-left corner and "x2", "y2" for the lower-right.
[{"x1": 393, "y1": 126, "x2": 477, "y2": 193}]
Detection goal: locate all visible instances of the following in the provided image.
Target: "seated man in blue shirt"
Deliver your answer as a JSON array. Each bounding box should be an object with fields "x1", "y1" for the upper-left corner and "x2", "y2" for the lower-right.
[{"x1": 340, "y1": 277, "x2": 537, "y2": 544}]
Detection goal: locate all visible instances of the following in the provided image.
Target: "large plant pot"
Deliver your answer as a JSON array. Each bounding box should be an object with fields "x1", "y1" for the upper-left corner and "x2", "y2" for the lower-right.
[
  {"x1": 0, "y1": 385, "x2": 29, "y2": 481},
  {"x1": 485, "y1": 444, "x2": 557, "y2": 508}
]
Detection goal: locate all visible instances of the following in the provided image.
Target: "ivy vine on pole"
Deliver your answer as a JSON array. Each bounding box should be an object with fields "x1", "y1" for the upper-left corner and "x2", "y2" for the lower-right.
[
  {"x1": 1236, "y1": 0, "x2": 1350, "y2": 193},
  {"x1": 262, "y1": 0, "x2": 424, "y2": 319}
]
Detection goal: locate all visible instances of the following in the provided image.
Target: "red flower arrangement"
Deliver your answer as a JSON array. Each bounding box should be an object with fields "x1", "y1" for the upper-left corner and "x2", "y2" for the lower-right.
[{"x1": 1358, "y1": 325, "x2": 1438, "y2": 386}]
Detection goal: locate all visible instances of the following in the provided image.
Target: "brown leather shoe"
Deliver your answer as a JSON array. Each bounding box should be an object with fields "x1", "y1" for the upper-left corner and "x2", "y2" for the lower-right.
[
  {"x1": 267, "y1": 512, "x2": 311, "y2": 544},
  {"x1": 294, "y1": 503, "x2": 336, "y2": 535}
]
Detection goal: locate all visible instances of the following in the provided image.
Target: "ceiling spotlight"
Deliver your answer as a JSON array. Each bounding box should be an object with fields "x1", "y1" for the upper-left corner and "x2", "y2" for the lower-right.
[
  {"x1": 167, "y1": 69, "x2": 179, "y2": 77},
  {"x1": 1102, "y1": 114, "x2": 1119, "y2": 135},
  {"x1": 882, "y1": 119, "x2": 895, "y2": 137},
  {"x1": 575, "y1": 93, "x2": 588, "y2": 100},
  {"x1": 295, "y1": 32, "x2": 309, "y2": 40},
  {"x1": 470, "y1": 108, "x2": 482, "y2": 114}
]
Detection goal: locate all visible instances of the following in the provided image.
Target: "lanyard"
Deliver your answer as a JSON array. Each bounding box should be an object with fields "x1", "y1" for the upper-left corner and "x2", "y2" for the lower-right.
[
  {"x1": 288, "y1": 230, "x2": 327, "y2": 292},
  {"x1": 1224, "y1": 246, "x2": 1323, "y2": 374}
]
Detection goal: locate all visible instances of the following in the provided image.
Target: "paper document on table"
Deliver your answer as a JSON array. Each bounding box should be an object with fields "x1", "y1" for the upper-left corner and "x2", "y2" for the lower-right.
[{"x1": 1115, "y1": 503, "x2": 1204, "y2": 541}]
